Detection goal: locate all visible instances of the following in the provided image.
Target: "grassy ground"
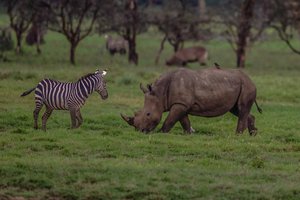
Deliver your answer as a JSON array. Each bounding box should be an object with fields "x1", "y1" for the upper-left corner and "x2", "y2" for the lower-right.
[{"x1": 0, "y1": 26, "x2": 300, "y2": 199}]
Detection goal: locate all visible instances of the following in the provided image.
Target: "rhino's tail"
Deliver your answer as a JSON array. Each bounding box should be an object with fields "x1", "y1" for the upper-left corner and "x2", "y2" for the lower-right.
[
  {"x1": 20, "y1": 87, "x2": 35, "y2": 97},
  {"x1": 254, "y1": 100, "x2": 262, "y2": 114}
]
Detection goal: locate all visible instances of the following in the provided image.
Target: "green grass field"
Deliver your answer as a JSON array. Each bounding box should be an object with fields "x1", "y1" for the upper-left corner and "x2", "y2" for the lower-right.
[{"x1": 0, "y1": 26, "x2": 300, "y2": 199}]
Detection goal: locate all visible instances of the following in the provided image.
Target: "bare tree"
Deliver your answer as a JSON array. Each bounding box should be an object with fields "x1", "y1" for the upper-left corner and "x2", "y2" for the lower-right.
[
  {"x1": 236, "y1": 0, "x2": 255, "y2": 68},
  {"x1": 25, "y1": 1, "x2": 51, "y2": 55},
  {"x1": 219, "y1": 0, "x2": 271, "y2": 68},
  {"x1": 2, "y1": 0, "x2": 36, "y2": 54},
  {"x1": 152, "y1": 0, "x2": 211, "y2": 64},
  {"x1": 98, "y1": 0, "x2": 147, "y2": 65},
  {"x1": 198, "y1": 0, "x2": 206, "y2": 19},
  {"x1": 45, "y1": 0, "x2": 103, "y2": 64},
  {"x1": 0, "y1": 27, "x2": 14, "y2": 61},
  {"x1": 268, "y1": 0, "x2": 300, "y2": 54},
  {"x1": 123, "y1": 0, "x2": 139, "y2": 65}
]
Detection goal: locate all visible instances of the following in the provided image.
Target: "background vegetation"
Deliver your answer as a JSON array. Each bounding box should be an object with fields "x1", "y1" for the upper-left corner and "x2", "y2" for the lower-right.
[{"x1": 0, "y1": 1, "x2": 300, "y2": 199}]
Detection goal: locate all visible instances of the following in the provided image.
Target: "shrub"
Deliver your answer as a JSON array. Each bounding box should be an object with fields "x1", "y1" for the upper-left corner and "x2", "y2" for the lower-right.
[{"x1": 0, "y1": 27, "x2": 14, "y2": 61}]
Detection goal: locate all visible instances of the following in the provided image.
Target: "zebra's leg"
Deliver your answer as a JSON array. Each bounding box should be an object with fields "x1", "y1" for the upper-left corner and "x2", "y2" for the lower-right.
[
  {"x1": 70, "y1": 109, "x2": 77, "y2": 129},
  {"x1": 76, "y1": 109, "x2": 83, "y2": 128},
  {"x1": 42, "y1": 107, "x2": 53, "y2": 131},
  {"x1": 33, "y1": 100, "x2": 43, "y2": 129}
]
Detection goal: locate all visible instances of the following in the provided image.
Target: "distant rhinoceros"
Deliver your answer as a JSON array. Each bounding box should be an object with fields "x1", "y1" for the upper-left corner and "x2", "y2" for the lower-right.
[
  {"x1": 121, "y1": 67, "x2": 262, "y2": 135},
  {"x1": 104, "y1": 35, "x2": 128, "y2": 55},
  {"x1": 166, "y1": 46, "x2": 208, "y2": 66}
]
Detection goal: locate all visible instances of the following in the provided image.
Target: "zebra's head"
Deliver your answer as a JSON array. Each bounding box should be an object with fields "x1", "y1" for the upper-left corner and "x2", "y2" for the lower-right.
[{"x1": 94, "y1": 69, "x2": 108, "y2": 100}]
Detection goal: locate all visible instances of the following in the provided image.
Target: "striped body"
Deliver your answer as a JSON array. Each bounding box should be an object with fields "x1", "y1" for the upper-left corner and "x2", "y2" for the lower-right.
[
  {"x1": 35, "y1": 78, "x2": 96, "y2": 110},
  {"x1": 21, "y1": 71, "x2": 108, "y2": 130}
]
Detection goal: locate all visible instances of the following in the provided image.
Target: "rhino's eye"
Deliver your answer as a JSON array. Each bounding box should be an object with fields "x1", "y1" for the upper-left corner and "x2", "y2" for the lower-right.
[{"x1": 146, "y1": 112, "x2": 151, "y2": 116}]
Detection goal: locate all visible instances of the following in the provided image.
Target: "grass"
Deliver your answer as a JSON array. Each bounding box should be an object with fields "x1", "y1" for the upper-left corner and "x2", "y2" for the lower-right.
[{"x1": 0, "y1": 21, "x2": 300, "y2": 199}]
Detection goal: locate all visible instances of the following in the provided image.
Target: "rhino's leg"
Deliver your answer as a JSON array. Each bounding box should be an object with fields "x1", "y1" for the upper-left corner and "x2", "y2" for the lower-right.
[
  {"x1": 247, "y1": 114, "x2": 257, "y2": 136},
  {"x1": 179, "y1": 115, "x2": 193, "y2": 134},
  {"x1": 160, "y1": 104, "x2": 188, "y2": 133},
  {"x1": 198, "y1": 58, "x2": 206, "y2": 66},
  {"x1": 230, "y1": 104, "x2": 249, "y2": 134},
  {"x1": 236, "y1": 114, "x2": 248, "y2": 134}
]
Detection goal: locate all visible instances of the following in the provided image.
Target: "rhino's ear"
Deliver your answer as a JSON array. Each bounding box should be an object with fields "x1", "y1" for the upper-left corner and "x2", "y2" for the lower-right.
[
  {"x1": 140, "y1": 83, "x2": 148, "y2": 94},
  {"x1": 147, "y1": 84, "x2": 156, "y2": 95},
  {"x1": 147, "y1": 84, "x2": 152, "y2": 92}
]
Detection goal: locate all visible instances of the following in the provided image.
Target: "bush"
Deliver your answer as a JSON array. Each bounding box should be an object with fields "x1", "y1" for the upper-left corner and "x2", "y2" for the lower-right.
[{"x1": 0, "y1": 27, "x2": 14, "y2": 61}]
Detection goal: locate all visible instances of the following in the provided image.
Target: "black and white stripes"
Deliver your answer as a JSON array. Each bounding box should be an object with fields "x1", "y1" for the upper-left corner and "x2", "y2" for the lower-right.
[{"x1": 21, "y1": 70, "x2": 108, "y2": 130}]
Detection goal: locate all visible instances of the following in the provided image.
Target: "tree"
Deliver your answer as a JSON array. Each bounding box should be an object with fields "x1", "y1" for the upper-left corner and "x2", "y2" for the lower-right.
[
  {"x1": 98, "y1": 0, "x2": 147, "y2": 65},
  {"x1": 0, "y1": 27, "x2": 14, "y2": 61},
  {"x1": 25, "y1": 1, "x2": 50, "y2": 54},
  {"x1": 198, "y1": 0, "x2": 206, "y2": 19},
  {"x1": 45, "y1": 0, "x2": 104, "y2": 64},
  {"x1": 123, "y1": 0, "x2": 139, "y2": 65},
  {"x1": 268, "y1": 0, "x2": 300, "y2": 54},
  {"x1": 219, "y1": 0, "x2": 269, "y2": 68},
  {"x1": 25, "y1": 22, "x2": 46, "y2": 54},
  {"x1": 236, "y1": 0, "x2": 255, "y2": 68},
  {"x1": 2, "y1": 0, "x2": 36, "y2": 54},
  {"x1": 152, "y1": 0, "x2": 211, "y2": 64}
]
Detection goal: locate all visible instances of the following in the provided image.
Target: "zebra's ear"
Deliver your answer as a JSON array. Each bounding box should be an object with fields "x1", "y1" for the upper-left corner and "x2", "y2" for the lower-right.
[
  {"x1": 102, "y1": 69, "x2": 107, "y2": 76},
  {"x1": 95, "y1": 69, "x2": 99, "y2": 74}
]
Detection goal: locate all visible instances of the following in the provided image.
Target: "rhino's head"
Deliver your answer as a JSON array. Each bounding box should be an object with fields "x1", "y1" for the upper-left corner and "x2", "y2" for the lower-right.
[{"x1": 121, "y1": 83, "x2": 163, "y2": 133}]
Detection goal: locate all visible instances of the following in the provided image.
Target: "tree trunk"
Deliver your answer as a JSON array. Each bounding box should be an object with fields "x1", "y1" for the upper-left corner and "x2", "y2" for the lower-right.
[
  {"x1": 128, "y1": 38, "x2": 138, "y2": 65},
  {"x1": 16, "y1": 32, "x2": 22, "y2": 54},
  {"x1": 198, "y1": 0, "x2": 206, "y2": 19},
  {"x1": 70, "y1": 42, "x2": 77, "y2": 65},
  {"x1": 125, "y1": 0, "x2": 139, "y2": 65},
  {"x1": 36, "y1": 25, "x2": 41, "y2": 54},
  {"x1": 236, "y1": 0, "x2": 255, "y2": 68},
  {"x1": 155, "y1": 34, "x2": 167, "y2": 65}
]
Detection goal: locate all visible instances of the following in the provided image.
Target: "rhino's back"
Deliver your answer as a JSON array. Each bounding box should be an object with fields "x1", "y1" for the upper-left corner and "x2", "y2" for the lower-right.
[
  {"x1": 168, "y1": 68, "x2": 245, "y2": 117},
  {"x1": 175, "y1": 47, "x2": 206, "y2": 60}
]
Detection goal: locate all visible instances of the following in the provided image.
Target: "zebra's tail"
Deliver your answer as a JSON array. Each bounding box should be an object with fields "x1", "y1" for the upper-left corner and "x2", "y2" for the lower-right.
[
  {"x1": 254, "y1": 99, "x2": 263, "y2": 114},
  {"x1": 20, "y1": 87, "x2": 35, "y2": 97}
]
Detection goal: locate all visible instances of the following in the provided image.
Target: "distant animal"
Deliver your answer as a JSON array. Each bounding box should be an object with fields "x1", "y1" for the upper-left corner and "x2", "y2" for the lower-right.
[
  {"x1": 121, "y1": 67, "x2": 262, "y2": 135},
  {"x1": 166, "y1": 46, "x2": 208, "y2": 66},
  {"x1": 104, "y1": 35, "x2": 128, "y2": 55},
  {"x1": 21, "y1": 70, "x2": 108, "y2": 131}
]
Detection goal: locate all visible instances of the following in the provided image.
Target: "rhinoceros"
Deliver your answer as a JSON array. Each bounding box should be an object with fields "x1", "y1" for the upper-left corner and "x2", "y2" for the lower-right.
[
  {"x1": 121, "y1": 67, "x2": 262, "y2": 135},
  {"x1": 104, "y1": 35, "x2": 128, "y2": 55},
  {"x1": 166, "y1": 46, "x2": 208, "y2": 66}
]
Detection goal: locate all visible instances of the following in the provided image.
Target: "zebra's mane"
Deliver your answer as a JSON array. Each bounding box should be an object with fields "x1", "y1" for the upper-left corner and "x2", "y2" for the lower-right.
[{"x1": 77, "y1": 73, "x2": 97, "y2": 81}]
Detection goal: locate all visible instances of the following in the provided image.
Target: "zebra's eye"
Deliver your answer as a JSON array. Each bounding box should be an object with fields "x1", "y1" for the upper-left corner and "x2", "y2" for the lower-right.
[{"x1": 146, "y1": 112, "x2": 151, "y2": 116}]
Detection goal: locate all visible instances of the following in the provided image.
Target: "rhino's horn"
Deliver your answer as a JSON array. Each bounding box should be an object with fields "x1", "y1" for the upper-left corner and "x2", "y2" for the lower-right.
[
  {"x1": 120, "y1": 113, "x2": 134, "y2": 126},
  {"x1": 140, "y1": 83, "x2": 148, "y2": 94}
]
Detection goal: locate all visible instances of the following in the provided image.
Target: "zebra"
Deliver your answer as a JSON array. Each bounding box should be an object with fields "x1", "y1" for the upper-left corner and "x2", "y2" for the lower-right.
[{"x1": 21, "y1": 69, "x2": 108, "y2": 131}]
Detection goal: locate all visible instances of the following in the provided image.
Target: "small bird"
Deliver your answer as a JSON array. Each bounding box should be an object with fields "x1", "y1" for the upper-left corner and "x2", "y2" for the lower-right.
[{"x1": 214, "y1": 62, "x2": 221, "y2": 69}]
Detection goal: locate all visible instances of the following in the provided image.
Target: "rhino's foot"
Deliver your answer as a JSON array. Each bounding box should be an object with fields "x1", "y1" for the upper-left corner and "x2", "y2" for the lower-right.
[
  {"x1": 235, "y1": 131, "x2": 243, "y2": 135},
  {"x1": 249, "y1": 129, "x2": 258, "y2": 136},
  {"x1": 158, "y1": 128, "x2": 169, "y2": 133}
]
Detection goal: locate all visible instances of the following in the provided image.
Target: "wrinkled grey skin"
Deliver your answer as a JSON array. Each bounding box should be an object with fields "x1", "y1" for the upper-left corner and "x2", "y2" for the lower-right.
[
  {"x1": 121, "y1": 67, "x2": 262, "y2": 135},
  {"x1": 166, "y1": 46, "x2": 208, "y2": 66}
]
